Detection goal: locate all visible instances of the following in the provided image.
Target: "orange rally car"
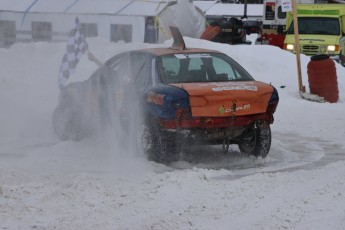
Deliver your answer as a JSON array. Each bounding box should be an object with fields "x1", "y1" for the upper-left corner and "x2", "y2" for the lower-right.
[{"x1": 53, "y1": 27, "x2": 279, "y2": 164}]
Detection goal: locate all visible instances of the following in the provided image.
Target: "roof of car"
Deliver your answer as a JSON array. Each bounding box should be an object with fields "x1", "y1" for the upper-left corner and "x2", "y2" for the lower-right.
[{"x1": 137, "y1": 47, "x2": 222, "y2": 56}]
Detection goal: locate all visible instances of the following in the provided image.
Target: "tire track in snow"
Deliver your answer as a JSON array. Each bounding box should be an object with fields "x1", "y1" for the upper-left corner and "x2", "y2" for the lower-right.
[{"x1": 171, "y1": 131, "x2": 345, "y2": 179}]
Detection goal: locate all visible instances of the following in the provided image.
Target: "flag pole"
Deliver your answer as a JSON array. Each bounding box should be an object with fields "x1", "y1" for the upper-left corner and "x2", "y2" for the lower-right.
[
  {"x1": 292, "y1": 0, "x2": 305, "y2": 93},
  {"x1": 87, "y1": 49, "x2": 103, "y2": 67}
]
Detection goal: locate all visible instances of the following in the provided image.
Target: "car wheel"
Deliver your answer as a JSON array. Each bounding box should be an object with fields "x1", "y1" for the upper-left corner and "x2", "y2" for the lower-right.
[
  {"x1": 52, "y1": 105, "x2": 83, "y2": 141},
  {"x1": 140, "y1": 121, "x2": 177, "y2": 164},
  {"x1": 238, "y1": 122, "x2": 271, "y2": 158}
]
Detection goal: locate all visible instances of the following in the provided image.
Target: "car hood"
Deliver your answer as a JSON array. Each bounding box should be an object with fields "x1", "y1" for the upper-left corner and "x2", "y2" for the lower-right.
[{"x1": 170, "y1": 81, "x2": 274, "y2": 117}]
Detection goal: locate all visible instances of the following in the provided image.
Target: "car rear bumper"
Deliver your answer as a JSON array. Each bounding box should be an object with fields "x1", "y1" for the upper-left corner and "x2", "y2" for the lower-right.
[{"x1": 157, "y1": 112, "x2": 273, "y2": 130}]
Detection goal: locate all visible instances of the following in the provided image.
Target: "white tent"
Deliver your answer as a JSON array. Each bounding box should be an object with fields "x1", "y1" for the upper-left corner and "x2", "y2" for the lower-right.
[
  {"x1": 0, "y1": 0, "x2": 206, "y2": 47},
  {"x1": 194, "y1": 1, "x2": 263, "y2": 22}
]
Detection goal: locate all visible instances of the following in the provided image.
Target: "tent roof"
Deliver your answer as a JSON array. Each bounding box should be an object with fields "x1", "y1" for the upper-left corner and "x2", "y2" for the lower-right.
[
  {"x1": 0, "y1": 0, "x2": 173, "y2": 16},
  {"x1": 0, "y1": 0, "x2": 37, "y2": 12},
  {"x1": 194, "y1": 2, "x2": 263, "y2": 17}
]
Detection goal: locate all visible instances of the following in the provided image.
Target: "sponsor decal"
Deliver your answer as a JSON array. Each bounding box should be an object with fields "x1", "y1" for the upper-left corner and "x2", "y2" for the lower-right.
[
  {"x1": 219, "y1": 106, "x2": 225, "y2": 115},
  {"x1": 219, "y1": 104, "x2": 251, "y2": 114},
  {"x1": 299, "y1": 38, "x2": 325, "y2": 43},
  {"x1": 210, "y1": 82, "x2": 254, "y2": 86},
  {"x1": 147, "y1": 92, "x2": 165, "y2": 105},
  {"x1": 212, "y1": 85, "x2": 258, "y2": 92},
  {"x1": 174, "y1": 53, "x2": 212, "y2": 59},
  {"x1": 198, "y1": 82, "x2": 258, "y2": 92}
]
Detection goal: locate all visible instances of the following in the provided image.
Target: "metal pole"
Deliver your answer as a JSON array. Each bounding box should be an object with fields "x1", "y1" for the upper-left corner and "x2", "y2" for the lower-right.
[{"x1": 243, "y1": 0, "x2": 248, "y2": 19}]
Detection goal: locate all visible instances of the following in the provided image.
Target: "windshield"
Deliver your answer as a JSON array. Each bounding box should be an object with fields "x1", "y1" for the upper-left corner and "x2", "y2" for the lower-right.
[
  {"x1": 158, "y1": 53, "x2": 254, "y2": 84},
  {"x1": 287, "y1": 17, "x2": 340, "y2": 35}
]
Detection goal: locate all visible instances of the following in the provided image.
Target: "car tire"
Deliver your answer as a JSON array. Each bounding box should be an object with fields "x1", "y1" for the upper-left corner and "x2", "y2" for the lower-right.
[
  {"x1": 52, "y1": 104, "x2": 83, "y2": 141},
  {"x1": 238, "y1": 122, "x2": 271, "y2": 158},
  {"x1": 140, "y1": 120, "x2": 177, "y2": 164}
]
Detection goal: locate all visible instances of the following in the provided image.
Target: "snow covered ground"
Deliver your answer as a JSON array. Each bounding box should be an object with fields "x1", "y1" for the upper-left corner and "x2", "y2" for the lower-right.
[{"x1": 1, "y1": 35, "x2": 345, "y2": 229}]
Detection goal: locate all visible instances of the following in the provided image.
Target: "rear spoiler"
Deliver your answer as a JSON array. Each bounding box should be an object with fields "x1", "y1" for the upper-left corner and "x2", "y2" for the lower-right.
[{"x1": 169, "y1": 26, "x2": 187, "y2": 50}]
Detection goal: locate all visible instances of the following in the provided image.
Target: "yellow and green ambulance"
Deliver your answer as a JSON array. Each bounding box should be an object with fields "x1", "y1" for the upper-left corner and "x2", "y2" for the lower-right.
[{"x1": 284, "y1": 4, "x2": 345, "y2": 66}]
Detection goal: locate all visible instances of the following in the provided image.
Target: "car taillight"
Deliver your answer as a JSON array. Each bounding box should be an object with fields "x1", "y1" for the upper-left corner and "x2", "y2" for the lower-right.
[
  {"x1": 267, "y1": 86, "x2": 279, "y2": 113},
  {"x1": 176, "y1": 108, "x2": 191, "y2": 120},
  {"x1": 267, "y1": 100, "x2": 278, "y2": 114}
]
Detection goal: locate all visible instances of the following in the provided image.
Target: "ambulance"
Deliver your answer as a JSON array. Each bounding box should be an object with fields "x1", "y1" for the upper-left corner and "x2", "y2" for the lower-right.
[{"x1": 283, "y1": 4, "x2": 345, "y2": 65}]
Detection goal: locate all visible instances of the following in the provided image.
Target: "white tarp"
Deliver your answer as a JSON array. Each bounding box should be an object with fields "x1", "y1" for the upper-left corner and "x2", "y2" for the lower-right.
[{"x1": 158, "y1": 0, "x2": 206, "y2": 42}]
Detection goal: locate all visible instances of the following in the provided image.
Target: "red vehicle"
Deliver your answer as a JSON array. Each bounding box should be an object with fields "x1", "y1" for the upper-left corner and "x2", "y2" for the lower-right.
[
  {"x1": 255, "y1": 0, "x2": 315, "y2": 48},
  {"x1": 200, "y1": 17, "x2": 262, "y2": 45},
  {"x1": 200, "y1": 17, "x2": 248, "y2": 44}
]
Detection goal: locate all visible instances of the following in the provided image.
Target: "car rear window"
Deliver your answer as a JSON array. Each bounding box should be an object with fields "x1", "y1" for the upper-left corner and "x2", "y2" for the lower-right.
[{"x1": 159, "y1": 53, "x2": 254, "y2": 84}]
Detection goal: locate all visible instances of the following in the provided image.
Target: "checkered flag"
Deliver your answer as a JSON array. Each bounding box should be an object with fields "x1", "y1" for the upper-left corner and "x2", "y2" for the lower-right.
[{"x1": 59, "y1": 17, "x2": 88, "y2": 88}]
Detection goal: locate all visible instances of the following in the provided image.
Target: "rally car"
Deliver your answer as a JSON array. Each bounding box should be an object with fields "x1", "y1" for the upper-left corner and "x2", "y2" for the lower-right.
[{"x1": 53, "y1": 27, "x2": 279, "y2": 163}]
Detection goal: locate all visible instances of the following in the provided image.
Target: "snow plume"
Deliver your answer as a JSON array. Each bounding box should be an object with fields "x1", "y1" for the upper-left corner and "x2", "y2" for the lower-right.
[
  {"x1": 0, "y1": 38, "x2": 162, "y2": 177},
  {"x1": 53, "y1": 48, "x2": 145, "y2": 164},
  {"x1": 93, "y1": 52, "x2": 144, "y2": 157}
]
